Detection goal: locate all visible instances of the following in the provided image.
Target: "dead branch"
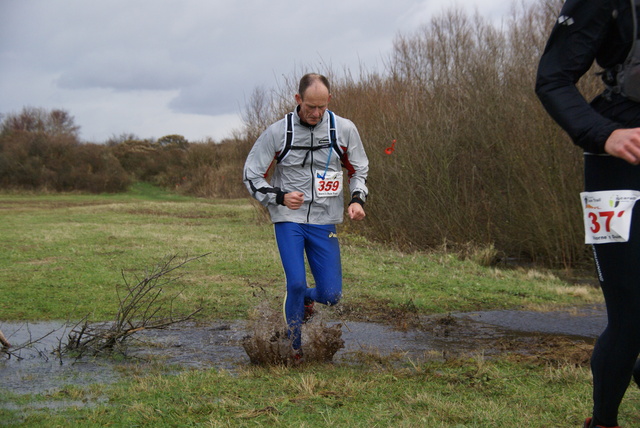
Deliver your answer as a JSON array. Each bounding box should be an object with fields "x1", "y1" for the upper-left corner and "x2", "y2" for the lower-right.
[{"x1": 61, "y1": 253, "x2": 208, "y2": 357}]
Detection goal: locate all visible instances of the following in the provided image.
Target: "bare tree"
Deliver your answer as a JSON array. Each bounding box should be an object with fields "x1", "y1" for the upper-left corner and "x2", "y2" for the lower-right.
[{"x1": 0, "y1": 106, "x2": 79, "y2": 137}]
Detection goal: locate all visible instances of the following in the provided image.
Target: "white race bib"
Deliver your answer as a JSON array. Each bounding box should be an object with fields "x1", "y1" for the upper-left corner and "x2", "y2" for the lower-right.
[
  {"x1": 581, "y1": 190, "x2": 640, "y2": 244},
  {"x1": 315, "y1": 170, "x2": 343, "y2": 198}
]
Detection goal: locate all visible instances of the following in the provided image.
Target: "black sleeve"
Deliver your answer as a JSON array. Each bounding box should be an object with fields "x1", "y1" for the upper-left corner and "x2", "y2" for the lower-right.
[{"x1": 535, "y1": 0, "x2": 622, "y2": 153}]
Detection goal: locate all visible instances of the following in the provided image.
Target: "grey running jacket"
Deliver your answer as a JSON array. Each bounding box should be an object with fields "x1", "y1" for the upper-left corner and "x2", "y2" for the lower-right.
[{"x1": 243, "y1": 108, "x2": 369, "y2": 225}]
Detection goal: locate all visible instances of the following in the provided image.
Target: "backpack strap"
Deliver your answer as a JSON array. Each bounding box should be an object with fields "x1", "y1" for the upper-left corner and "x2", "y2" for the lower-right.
[
  {"x1": 605, "y1": 0, "x2": 640, "y2": 94},
  {"x1": 275, "y1": 112, "x2": 294, "y2": 163},
  {"x1": 625, "y1": 0, "x2": 640, "y2": 63},
  {"x1": 328, "y1": 110, "x2": 345, "y2": 163}
]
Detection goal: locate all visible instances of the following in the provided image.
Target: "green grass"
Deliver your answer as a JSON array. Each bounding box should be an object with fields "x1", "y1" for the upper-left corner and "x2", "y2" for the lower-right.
[
  {"x1": 0, "y1": 184, "x2": 600, "y2": 322},
  {"x1": 0, "y1": 184, "x2": 276, "y2": 320},
  {"x1": 3, "y1": 358, "x2": 639, "y2": 427},
  {"x1": 1, "y1": 185, "x2": 632, "y2": 427}
]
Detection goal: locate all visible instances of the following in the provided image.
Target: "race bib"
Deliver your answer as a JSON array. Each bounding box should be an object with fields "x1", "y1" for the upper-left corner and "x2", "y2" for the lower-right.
[
  {"x1": 315, "y1": 170, "x2": 343, "y2": 198},
  {"x1": 581, "y1": 190, "x2": 640, "y2": 244}
]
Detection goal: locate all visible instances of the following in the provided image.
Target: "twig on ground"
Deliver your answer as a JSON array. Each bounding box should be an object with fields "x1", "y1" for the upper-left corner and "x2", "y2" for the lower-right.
[{"x1": 62, "y1": 253, "x2": 208, "y2": 357}]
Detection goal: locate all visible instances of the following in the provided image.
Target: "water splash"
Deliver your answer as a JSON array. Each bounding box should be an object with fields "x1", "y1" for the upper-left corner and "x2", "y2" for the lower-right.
[{"x1": 241, "y1": 302, "x2": 344, "y2": 366}]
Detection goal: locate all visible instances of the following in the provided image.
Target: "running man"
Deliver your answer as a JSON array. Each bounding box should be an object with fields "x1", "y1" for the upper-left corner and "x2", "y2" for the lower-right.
[
  {"x1": 243, "y1": 73, "x2": 369, "y2": 360},
  {"x1": 536, "y1": 0, "x2": 640, "y2": 426}
]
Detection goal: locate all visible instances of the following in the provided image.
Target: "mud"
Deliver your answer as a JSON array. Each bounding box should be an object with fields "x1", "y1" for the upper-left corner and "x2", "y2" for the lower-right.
[{"x1": 0, "y1": 304, "x2": 605, "y2": 399}]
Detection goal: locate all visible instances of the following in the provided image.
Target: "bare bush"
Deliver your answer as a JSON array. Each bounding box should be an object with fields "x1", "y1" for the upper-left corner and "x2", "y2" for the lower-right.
[
  {"x1": 175, "y1": 138, "x2": 252, "y2": 198},
  {"x1": 63, "y1": 254, "x2": 206, "y2": 357},
  {"x1": 364, "y1": 0, "x2": 587, "y2": 267},
  {"x1": 232, "y1": 0, "x2": 594, "y2": 267}
]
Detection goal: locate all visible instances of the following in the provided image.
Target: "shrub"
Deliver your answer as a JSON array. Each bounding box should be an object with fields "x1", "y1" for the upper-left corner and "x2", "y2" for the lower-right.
[{"x1": 0, "y1": 108, "x2": 130, "y2": 193}]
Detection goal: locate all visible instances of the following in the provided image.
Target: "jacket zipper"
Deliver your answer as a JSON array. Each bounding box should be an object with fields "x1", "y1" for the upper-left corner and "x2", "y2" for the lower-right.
[{"x1": 307, "y1": 127, "x2": 315, "y2": 223}]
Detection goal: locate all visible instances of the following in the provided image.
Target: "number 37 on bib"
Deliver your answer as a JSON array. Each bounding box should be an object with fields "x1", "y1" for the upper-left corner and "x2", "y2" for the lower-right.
[{"x1": 581, "y1": 190, "x2": 640, "y2": 244}]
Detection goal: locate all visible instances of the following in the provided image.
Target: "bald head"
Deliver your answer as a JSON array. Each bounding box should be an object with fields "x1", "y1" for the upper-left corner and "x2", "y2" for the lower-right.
[
  {"x1": 295, "y1": 73, "x2": 331, "y2": 125},
  {"x1": 298, "y1": 73, "x2": 331, "y2": 99}
]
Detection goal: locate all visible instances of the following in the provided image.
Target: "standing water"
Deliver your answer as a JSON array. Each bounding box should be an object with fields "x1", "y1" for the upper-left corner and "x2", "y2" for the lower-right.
[{"x1": 0, "y1": 304, "x2": 606, "y2": 398}]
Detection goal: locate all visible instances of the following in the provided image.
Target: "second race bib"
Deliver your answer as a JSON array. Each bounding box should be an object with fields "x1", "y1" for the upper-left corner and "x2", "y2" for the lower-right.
[{"x1": 581, "y1": 190, "x2": 640, "y2": 244}]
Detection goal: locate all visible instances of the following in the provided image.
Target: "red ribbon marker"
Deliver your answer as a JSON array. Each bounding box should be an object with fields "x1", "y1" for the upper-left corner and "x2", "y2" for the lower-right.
[{"x1": 384, "y1": 139, "x2": 396, "y2": 155}]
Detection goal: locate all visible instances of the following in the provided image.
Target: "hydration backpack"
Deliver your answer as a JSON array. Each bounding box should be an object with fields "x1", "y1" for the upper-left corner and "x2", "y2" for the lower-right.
[
  {"x1": 609, "y1": 0, "x2": 640, "y2": 101},
  {"x1": 275, "y1": 110, "x2": 345, "y2": 166}
]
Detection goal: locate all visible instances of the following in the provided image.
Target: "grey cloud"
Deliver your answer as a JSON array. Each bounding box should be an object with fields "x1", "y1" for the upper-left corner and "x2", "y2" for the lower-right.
[
  {"x1": 168, "y1": 85, "x2": 240, "y2": 116},
  {"x1": 167, "y1": 67, "x2": 260, "y2": 116},
  {"x1": 56, "y1": 50, "x2": 202, "y2": 92},
  {"x1": 0, "y1": 0, "x2": 515, "y2": 143}
]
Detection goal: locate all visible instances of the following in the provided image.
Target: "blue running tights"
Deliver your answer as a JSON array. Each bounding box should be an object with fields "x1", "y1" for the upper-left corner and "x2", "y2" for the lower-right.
[{"x1": 275, "y1": 222, "x2": 342, "y2": 351}]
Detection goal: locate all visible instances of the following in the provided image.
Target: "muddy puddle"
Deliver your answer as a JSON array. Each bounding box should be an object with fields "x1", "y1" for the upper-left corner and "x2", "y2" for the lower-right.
[{"x1": 0, "y1": 304, "x2": 606, "y2": 399}]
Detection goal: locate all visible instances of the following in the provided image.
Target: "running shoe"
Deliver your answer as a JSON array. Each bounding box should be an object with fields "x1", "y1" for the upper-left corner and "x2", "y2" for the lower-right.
[
  {"x1": 291, "y1": 348, "x2": 304, "y2": 365},
  {"x1": 583, "y1": 417, "x2": 621, "y2": 428}
]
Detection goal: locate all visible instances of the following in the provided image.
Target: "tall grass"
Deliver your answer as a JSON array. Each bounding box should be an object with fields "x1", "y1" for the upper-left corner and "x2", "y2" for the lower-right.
[{"x1": 238, "y1": 0, "x2": 599, "y2": 267}]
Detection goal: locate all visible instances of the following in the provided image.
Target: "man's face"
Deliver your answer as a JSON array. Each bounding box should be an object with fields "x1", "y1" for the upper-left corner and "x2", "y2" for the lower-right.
[{"x1": 295, "y1": 82, "x2": 331, "y2": 126}]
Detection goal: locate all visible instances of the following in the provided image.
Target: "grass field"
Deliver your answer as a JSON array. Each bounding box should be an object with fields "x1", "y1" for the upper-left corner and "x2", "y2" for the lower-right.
[{"x1": 2, "y1": 184, "x2": 639, "y2": 427}]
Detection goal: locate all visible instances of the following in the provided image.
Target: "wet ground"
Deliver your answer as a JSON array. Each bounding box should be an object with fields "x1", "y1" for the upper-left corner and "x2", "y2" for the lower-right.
[{"x1": 0, "y1": 304, "x2": 606, "y2": 399}]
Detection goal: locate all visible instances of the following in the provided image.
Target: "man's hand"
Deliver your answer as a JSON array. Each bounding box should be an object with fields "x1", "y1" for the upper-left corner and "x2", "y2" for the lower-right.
[
  {"x1": 348, "y1": 202, "x2": 366, "y2": 221},
  {"x1": 605, "y1": 128, "x2": 640, "y2": 165},
  {"x1": 284, "y1": 191, "x2": 304, "y2": 210}
]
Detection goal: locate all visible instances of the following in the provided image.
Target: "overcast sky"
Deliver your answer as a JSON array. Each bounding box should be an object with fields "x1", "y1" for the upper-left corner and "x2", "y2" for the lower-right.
[{"x1": 0, "y1": 0, "x2": 524, "y2": 143}]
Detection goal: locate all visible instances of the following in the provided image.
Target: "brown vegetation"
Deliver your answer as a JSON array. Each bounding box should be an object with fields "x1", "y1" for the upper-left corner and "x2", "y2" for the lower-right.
[
  {"x1": 0, "y1": 108, "x2": 250, "y2": 197},
  {"x1": 0, "y1": 107, "x2": 131, "y2": 193},
  {"x1": 234, "y1": 1, "x2": 599, "y2": 267}
]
